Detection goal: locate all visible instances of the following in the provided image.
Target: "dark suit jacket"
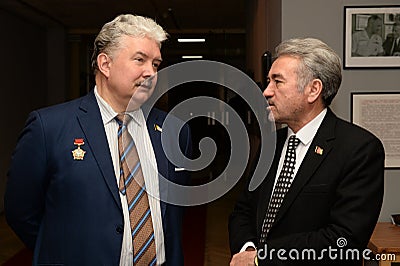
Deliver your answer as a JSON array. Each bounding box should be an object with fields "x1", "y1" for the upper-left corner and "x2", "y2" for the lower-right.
[
  {"x1": 229, "y1": 109, "x2": 384, "y2": 266},
  {"x1": 383, "y1": 35, "x2": 400, "y2": 56},
  {"x1": 5, "y1": 90, "x2": 192, "y2": 266}
]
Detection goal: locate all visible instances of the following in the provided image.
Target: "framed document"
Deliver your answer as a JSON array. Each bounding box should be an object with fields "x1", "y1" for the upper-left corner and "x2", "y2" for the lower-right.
[{"x1": 351, "y1": 92, "x2": 400, "y2": 169}]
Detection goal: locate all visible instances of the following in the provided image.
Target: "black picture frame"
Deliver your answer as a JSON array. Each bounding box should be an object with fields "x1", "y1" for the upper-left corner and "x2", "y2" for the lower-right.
[
  {"x1": 344, "y1": 6, "x2": 400, "y2": 69},
  {"x1": 351, "y1": 92, "x2": 400, "y2": 169}
]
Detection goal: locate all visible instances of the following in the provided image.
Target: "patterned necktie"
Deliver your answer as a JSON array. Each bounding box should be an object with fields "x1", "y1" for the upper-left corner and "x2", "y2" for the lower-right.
[
  {"x1": 260, "y1": 135, "x2": 300, "y2": 244},
  {"x1": 116, "y1": 114, "x2": 157, "y2": 265}
]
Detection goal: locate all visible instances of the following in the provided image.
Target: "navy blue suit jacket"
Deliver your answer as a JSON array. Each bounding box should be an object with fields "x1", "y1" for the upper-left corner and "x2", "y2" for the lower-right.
[{"x1": 5, "y1": 90, "x2": 192, "y2": 265}]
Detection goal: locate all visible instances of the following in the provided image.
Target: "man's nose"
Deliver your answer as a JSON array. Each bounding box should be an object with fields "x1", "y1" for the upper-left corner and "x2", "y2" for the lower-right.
[
  {"x1": 143, "y1": 62, "x2": 156, "y2": 77},
  {"x1": 263, "y1": 83, "x2": 273, "y2": 98}
]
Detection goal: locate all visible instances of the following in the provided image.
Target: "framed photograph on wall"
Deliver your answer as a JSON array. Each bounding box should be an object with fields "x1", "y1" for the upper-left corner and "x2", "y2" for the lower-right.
[
  {"x1": 351, "y1": 92, "x2": 400, "y2": 169},
  {"x1": 344, "y1": 6, "x2": 400, "y2": 68}
]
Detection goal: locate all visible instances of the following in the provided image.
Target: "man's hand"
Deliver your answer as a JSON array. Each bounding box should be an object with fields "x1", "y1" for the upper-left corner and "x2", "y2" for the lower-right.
[{"x1": 230, "y1": 250, "x2": 257, "y2": 266}]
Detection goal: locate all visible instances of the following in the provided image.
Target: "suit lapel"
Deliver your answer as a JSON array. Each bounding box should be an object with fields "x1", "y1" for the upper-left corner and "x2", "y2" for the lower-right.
[
  {"x1": 273, "y1": 109, "x2": 336, "y2": 225},
  {"x1": 146, "y1": 109, "x2": 168, "y2": 220},
  {"x1": 76, "y1": 91, "x2": 122, "y2": 211}
]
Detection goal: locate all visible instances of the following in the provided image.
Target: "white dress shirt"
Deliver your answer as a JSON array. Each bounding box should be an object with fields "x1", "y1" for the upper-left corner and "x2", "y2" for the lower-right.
[
  {"x1": 240, "y1": 108, "x2": 327, "y2": 252},
  {"x1": 94, "y1": 87, "x2": 165, "y2": 265},
  {"x1": 273, "y1": 108, "x2": 327, "y2": 188}
]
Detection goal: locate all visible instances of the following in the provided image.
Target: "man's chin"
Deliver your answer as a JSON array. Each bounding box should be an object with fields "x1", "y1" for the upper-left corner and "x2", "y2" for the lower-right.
[
  {"x1": 127, "y1": 95, "x2": 150, "y2": 111},
  {"x1": 268, "y1": 112, "x2": 276, "y2": 122},
  {"x1": 266, "y1": 108, "x2": 276, "y2": 122}
]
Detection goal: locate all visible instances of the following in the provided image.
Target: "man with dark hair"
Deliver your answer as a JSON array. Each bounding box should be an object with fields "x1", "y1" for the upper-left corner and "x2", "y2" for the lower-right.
[
  {"x1": 352, "y1": 15, "x2": 385, "y2": 56},
  {"x1": 383, "y1": 23, "x2": 400, "y2": 56}
]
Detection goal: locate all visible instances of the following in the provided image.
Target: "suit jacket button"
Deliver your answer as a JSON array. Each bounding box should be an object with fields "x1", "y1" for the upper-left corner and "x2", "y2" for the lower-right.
[{"x1": 116, "y1": 225, "x2": 123, "y2": 234}]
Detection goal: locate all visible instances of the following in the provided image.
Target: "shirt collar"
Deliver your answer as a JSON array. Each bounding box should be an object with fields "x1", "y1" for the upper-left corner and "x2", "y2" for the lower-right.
[
  {"x1": 94, "y1": 86, "x2": 143, "y2": 127},
  {"x1": 287, "y1": 108, "x2": 327, "y2": 146}
]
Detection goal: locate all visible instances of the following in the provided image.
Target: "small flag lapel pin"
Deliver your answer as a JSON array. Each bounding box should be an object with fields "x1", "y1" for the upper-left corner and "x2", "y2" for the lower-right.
[
  {"x1": 314, "y1": 146, "x2": 323, "y2": 155},
  {"x1": 154, "y1": 124, "x2": 162, "y2": 132},
  {"x1": 72, "y1": 138, "x2": 86, "y2": 160}
]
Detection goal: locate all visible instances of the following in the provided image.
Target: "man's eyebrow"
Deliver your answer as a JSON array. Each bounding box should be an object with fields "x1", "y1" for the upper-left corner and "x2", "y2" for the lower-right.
[
  {"x1": 270, "y1": 73, "x2": 284, "y2": 80},
  {"x1": 135, "y1": 51, "x2": 147, "y2": 57},
  {"x1": 135, "y1": 51, "x2": 162, "y2": 62}
]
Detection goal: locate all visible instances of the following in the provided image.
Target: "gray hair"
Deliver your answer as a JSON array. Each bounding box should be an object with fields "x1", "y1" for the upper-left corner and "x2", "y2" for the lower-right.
[
  {"x1": 91, "y1": 14, "x2": 168, "y2": 73},
  {"x1": 275, "y1": 38, "x2": 342, "y2": 106}
]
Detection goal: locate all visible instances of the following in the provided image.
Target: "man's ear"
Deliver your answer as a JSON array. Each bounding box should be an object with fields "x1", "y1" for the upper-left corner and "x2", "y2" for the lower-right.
[
  {"x1": 307, "y1": 78, "x2": 323, "y2": 104},
  {"x1": 97, "y1": 53, "x2": 111, "y2": 78}
]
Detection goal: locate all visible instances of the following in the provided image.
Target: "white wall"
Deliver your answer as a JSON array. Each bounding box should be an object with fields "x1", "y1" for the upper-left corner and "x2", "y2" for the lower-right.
[{"x1": 281, "y1": 0, "x2": 400, "y2": 222}]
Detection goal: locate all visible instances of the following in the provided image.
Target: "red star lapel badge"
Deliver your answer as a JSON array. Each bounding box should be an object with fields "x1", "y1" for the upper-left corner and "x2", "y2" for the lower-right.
[{"x1": 72, "y1": 138, "x2": 86, "y2": 160}]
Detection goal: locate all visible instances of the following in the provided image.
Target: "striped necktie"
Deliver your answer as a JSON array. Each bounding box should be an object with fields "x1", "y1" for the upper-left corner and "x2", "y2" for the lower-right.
[
  {"x1": 116, "y1": 114, "x2": 157, "y2": 266},
  {"x1": 260, "y1": 135, "x2": 300, "y2": 244}
]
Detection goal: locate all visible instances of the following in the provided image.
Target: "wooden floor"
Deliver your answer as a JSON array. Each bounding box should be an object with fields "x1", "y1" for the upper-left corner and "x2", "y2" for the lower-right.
[
  {"x1": 204, "y1": 180, "x2": 243, "y2": 266},
  {"x1": 0, "y1": 181, "x2": 243, "y2": 265}
]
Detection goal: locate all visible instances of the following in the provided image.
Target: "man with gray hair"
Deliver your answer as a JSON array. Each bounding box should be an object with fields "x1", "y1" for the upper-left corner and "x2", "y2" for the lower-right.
[
  {"x1": 5, "y1": 14, "x2": 191, "y2": 266},
  {"x1": 229, "y1": 38, "x2": 384, "y2": 266}
]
